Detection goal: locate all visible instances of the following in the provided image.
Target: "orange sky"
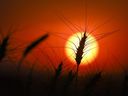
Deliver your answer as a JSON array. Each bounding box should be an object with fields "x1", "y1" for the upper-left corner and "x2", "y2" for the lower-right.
[{"x1": 0, "y1": 0, "x2": 128, "y2": 76}]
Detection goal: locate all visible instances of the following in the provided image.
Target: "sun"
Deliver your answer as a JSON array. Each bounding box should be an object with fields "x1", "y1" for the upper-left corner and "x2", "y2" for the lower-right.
[{"x1": 65, "y1": 32, "x2": 99, "y2": 65}]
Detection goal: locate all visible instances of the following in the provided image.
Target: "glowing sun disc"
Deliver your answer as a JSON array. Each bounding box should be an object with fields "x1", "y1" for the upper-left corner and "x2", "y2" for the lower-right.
[{"x1": 65, "y1": 32, "x2": 99, "y2": 65}]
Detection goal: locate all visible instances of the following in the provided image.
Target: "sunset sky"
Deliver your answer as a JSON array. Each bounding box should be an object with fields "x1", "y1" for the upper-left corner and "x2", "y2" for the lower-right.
[{"x1": 0, "y1": 0, "x2": 128, "y2": 76}]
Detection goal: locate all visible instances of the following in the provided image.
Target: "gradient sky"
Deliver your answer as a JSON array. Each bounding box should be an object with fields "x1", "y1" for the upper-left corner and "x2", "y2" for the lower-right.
[{"x1": 0, "y1": 0, "x2": 128, "y2": 75}]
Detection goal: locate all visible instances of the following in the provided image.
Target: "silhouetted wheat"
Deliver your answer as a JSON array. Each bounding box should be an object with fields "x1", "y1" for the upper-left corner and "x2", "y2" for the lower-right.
[
  {"x1": 54, "y1": 62, "x2": 63, "y2": 80},
  {"x1": 17, "y1": 33, "x2": 49, "y2": 73},
  {"x1": 0, "y1": 34, "x2": 10, "y2": 62},
  {"x1": 75, "y1": 32, "x2": 87, "y2": 80},
  {"x1": 23, "y1": 33, "x2": 49, "y2": 57},
  {"x1": 48, "y1": 62, "x2": 63, "y2": 96}
]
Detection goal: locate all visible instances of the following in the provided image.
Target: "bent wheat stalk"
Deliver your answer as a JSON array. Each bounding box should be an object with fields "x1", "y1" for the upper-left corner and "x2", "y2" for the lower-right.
[
  {"x1": 0, "y1": 34, "x2": 10, "y2": 61},
  {"x1": 17, "y1": 33, "x2": 49, "y2": 73}
]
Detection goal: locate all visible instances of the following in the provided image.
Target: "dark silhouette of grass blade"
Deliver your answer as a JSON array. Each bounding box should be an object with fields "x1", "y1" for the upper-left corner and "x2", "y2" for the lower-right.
[
  {"x1": 75, "y1": 32, "x2": 87, "y2": 82},
  {"x1": 17, "y1": 33, "x2": 49, "y2": 73},
  {"x1": 23, "y1": 33, "x2": 49, "y2": 57},
  {"x1": 48, "y1": 62, "x2": 63, "y2": 96},
  {"x1": 0, "y1": 34, "x2": 10, "y2": 61},
  {"x1": 54, "y1": 62, "x2": 63, "y2": 79}
]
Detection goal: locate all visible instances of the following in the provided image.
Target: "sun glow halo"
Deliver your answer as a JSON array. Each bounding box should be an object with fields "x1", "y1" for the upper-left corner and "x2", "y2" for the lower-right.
[{"x1": 65, "y1": 32, "x2": 99, "y2": 65}]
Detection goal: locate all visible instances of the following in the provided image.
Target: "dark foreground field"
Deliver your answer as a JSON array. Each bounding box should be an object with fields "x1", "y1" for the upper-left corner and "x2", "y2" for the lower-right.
[{"x1": 0, "y1": 66, "x2": 127, "y2": 96}]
